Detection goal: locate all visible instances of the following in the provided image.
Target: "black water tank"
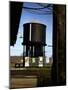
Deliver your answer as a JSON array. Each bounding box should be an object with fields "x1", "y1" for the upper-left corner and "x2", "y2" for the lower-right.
[{"x1": 23, "y1": 23, "x2": 46, "y2": 45}]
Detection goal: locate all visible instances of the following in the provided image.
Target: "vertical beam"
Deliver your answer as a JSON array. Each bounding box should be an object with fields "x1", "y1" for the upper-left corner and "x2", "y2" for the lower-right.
[
  {"x1": 29, "y1": 24, "x2": 31, "y2": 41},
  {"x1": 52, "y1": 5, "x2": 66, "y2": 85},
  {"x1": 10, "y1": 1, "x2": 23, "y2": 46}
]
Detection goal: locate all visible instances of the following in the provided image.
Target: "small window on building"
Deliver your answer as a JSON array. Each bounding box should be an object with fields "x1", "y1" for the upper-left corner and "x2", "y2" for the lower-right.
[
  {"x1": 25, "y1": 57, "x2": 29, "y2": 67},
  {"x1": 32, "y1": 58, "x2": 35, "y2": 63},
  {"x1": 39, "y1": 57, "x2": 43, "y2": 67},
  {"x1": 46, "y1": 57, "x2": 49, "y2": 63}
]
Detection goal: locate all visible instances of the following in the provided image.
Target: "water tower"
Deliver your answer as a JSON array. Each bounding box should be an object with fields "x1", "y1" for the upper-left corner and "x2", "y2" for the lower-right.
[{"x1": 22, "y1": 22, "x2": 46, "y2": 67}]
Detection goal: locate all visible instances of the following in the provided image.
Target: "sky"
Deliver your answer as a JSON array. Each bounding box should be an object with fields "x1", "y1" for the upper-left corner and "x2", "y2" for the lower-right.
[{"x1": 10, "y1": 2, "x2": 53, "y2": 57}]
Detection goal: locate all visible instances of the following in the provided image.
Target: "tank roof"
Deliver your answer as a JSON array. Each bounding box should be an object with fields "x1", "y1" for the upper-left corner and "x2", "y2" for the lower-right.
[{"x1": 23, "y1": 22, "x2": 46, "y2": 27}]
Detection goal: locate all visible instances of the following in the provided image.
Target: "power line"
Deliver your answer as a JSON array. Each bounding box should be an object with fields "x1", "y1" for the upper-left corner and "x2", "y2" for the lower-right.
[
  {"x1": 25, "y1": 7, "x2": 52, "y2": 13},
  {"x1": 22, "y1": 4, "x2": 51, "y2": 10},
  {"x1": 22, "y1": 3, "x2": 53, "y2": 15},
  {"x1": 24, "y1": 2, "x2": 56, "y2": 15},
  {"x1": 25, "y1": 9, "x2": 52, "y2": 15},
  {"x1": 36, "y1": 3, "x2": 53, "y2": 10}
]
